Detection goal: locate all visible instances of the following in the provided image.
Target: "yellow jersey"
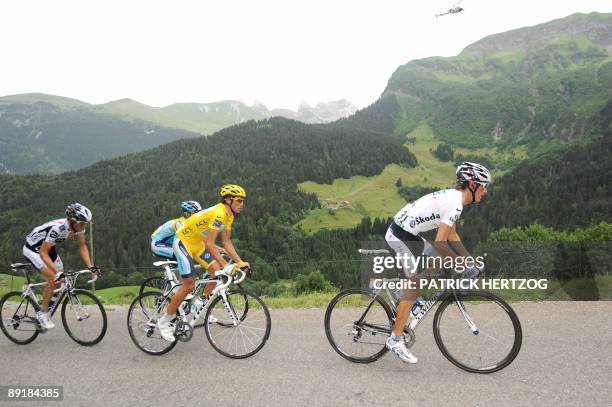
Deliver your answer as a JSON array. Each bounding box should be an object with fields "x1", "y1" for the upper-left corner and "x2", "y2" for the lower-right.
[{"x1": 175, "y1": 203, "x2": 233, "y2": 248}]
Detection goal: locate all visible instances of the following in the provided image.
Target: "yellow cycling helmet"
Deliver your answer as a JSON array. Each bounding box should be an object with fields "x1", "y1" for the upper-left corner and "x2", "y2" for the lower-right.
[{"x1": 220, "y1": 184, "x2": 247, "y2": 199}]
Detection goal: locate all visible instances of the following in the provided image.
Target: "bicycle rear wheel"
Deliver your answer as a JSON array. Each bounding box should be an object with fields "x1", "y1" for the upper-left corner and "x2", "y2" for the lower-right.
[
  {"x1": 204, "y1": 289, "x2": 271, "y2": 359},
  {"x1": 0, "y1": 291, "x2": 40, "y2": 345},
  {"x1": 324, "y1": 288, "x2": 394, "y2": 363},
  {"x1": 61, "y1": 290, "x2": 107, "y2": 346},
  {"x1": 139, "y1": 276, "x2": 172, "y2": 296},
  {"x1": 127, "y1": 291, "x2": 177, "y2": 355},
  {"x1": 433, "y1": 290, "x2": 522, "y2": 373}
]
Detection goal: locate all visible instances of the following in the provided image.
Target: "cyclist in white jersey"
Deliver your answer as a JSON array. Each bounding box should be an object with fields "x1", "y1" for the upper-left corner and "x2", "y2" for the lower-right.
[
  {"x1": 22, "y1": 203, "x2": 98, "y2": 329},
  {"x1": 384, "y1": 162, "x2": 492, "y2": 363}
]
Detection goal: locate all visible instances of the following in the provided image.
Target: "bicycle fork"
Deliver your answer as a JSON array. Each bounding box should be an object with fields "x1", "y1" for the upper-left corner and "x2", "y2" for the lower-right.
[
  {"x1": 219, "y1": 291, "x2": 239, "y2": 326},
  {"x1": 452, "y1": 291, "x2": 479, "y2": 335}
]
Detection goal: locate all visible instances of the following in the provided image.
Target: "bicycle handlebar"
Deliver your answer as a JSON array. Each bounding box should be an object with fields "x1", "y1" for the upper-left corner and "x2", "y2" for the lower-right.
[{"x1": 63, "y1": 269, "x2": 100, "y2": 284}]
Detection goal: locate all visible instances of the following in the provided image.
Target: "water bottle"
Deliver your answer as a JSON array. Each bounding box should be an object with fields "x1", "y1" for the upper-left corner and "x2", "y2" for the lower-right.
[
  {"x1": 191, "y1": 295, "x2": 208, "y2": 315},
  {"x1": 181, "y1": 294, "x2": 194, "y2": 314},
  {"x1": 410, "y1": 297, "x2": 425, "y2": 318},
  {"x1": 48, "y1": 292, "x2": 60, "y2": 310}
]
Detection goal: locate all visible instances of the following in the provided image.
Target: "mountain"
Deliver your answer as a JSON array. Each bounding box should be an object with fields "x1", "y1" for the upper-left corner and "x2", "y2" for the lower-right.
[
  {"x1": 460, "y1": 97, "x2": 612, "y2": 243},
  {"x1": 0, "y1": 101, "x2": 199, "y2": 174},
  {"x1": 95, "y1": 98, "x2": 357, "y2": 133},
  {"x1": 0, "y1": 94, "x2": 358, "y2": 174},
  {"x1": 271, "y1": 100, "x2": 358, "y2": 124},
  {"x1": 1, "y1": 94, "x2": 358, "y2": 136},
  {"x1": 336, "y1": 12, "x2": 612, "y2": 154},
  {"x1": 0, "y1": 117, "x2": 416, "y2": 287}
]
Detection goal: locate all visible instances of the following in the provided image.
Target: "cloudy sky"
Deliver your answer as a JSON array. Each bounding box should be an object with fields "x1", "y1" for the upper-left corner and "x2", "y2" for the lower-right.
[{"x1": 1, "y1": 0, "x2": 610, "y2": 110}]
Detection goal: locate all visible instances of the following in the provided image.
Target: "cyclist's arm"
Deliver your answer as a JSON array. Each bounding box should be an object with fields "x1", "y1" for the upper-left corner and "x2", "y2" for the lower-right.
[
  {"x1": 39, "y1": 241, "x2": 59, "y2": 273},
  {"x1": 221, "y1": 229, "x2": 243, "y2": 265},
  {"x1": 76, "y1": 233, "x2": 94, "y2": 268},
  {"x1": 434, "y1": 223, "x2": 460, "y2": 259},
  {"x1": 448, "y1": 225, "x2": 470, "y2": 257},
  {"x1": 205, "y1": 229, "x2": 229, "y2": 267}
]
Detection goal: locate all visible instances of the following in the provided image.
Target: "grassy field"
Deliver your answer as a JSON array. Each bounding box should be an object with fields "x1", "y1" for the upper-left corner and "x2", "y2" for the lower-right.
[
  {"x1": 296, "y1": 122, "x2": 529, "y2": 233},
  {"x1": 296, "y1": 123, "x2": 458, "y2": 232}
]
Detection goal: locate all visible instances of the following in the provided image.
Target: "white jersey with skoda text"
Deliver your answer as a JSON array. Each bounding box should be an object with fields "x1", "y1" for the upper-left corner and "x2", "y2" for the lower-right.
[
  {"x1": 393, "y1": 189, "x2": 463, "y2": 235},
  {"x1": 24, "y1": 219, "x2": 71, "y2": 252}
]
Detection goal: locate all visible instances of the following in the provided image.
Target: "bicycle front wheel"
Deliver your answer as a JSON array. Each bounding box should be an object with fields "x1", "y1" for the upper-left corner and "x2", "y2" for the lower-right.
[
  {"x1": 204, "y1": 289, "x2": 271, "y2": 359},
  {"x1": 127, "y1": 291, "x2": 177, "y2": 355},
  {"x1": 433, "y1": 290, "x2": 522, "y2": 373},
  {"x1": 61, "y1": 290, "x2": 107, "y2": 346},
  {"x1": 324, "y1": 289, "x2": 394, "y2": 363},
  {"x1": 0, "y1": 291, "x2": 40, "y2": 345}
]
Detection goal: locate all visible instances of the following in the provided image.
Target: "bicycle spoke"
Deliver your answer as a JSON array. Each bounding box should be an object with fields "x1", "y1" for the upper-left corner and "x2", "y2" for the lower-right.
[
  {"x1": 61, "y1": 290, "x2": 107, "y2": 346},
  {"x1": 205, "y1": 290, "x2": 271, "y2": 358},
  {"x1": 324, "y1": 290, "x2": 392, "y2": 363},
  {"x1": 0, "y1": 293, "x2": 41, "y2": 344},
  {"x1": 434, "y1": 292, "x2": 522, "y2": 373}
]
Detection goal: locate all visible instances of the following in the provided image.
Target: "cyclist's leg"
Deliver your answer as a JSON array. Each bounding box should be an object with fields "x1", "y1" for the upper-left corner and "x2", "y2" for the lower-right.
[
  {"x1": 165, "y1": 240, "x2": 197, "y2": 317},
  {"x1": 151, "y1": 240, "x2": 176, "y2": 260},
  {"x1": 194, "y1": 249, "x2": 219, "y2": 298},
  {"x1": 23, "y1": 246, "x2": 62, "y2": 311},
  {"x1": 384, "y1": 226, "x2": 423, "y2": 335}
]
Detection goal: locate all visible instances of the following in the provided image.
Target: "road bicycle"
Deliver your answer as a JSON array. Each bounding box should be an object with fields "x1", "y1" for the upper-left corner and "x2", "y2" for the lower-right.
[
  {"x1": 0, "y1": 263, "x2": 107, "y2": 346},
  {"x1": 324, "y1": 249, "x2": 522, "y2": 373},
  {"x1": 138, "y1": 254, "x2": 231, "y2": 299},
  {"x1": 127, "y1": 261, "x2": 271, "y2": 358}
]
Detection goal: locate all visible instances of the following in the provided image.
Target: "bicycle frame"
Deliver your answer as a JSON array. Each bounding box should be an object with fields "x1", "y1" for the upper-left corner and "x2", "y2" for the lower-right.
[
  {"x1": 11, "y1": 264, "x2": 98, "y2": 316},
  {"x1": 151, "y1": 262, "x2": 247, "y2": 329}
]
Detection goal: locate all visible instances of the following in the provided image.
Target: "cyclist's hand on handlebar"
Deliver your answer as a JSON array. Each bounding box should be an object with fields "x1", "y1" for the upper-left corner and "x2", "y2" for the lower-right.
[
  {"x1": 88, "y1": 265, "x2": 101, "y2": 275},
  {"x1": 53, "y1": 272, "x2": 65, "y2": 283},
  {"x1": 232, "y1": 261, "x2": 251, "y2": 275}
]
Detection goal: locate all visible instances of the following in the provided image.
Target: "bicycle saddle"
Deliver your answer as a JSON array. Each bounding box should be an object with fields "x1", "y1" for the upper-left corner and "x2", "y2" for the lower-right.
[{"x1": 11, "y1": 263, "x2": 32, "y2": 270}]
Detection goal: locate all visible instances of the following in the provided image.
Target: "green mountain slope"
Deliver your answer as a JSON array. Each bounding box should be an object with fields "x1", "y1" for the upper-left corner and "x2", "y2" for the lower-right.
[
  {"x1": 461, "y1": 132, "x2": 612, "y2": 244},
  {"x1": 0, "y1": 118, "x2": 416, "y2": 278},
  {"x1": 300, "y1": 12, "x2": 612, "y2": 233},
  {"x1": 337, "y1": 12, "x2": 612, "y2": 150},
  {"x1": 0, "y1": 101, "x2": 200, "y2": 174}
]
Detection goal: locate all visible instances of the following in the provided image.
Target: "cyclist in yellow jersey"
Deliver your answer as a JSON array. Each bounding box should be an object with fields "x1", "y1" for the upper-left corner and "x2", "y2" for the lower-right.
[{"x1": 157, "y1": 184, "x2": 251, "y2": 342}]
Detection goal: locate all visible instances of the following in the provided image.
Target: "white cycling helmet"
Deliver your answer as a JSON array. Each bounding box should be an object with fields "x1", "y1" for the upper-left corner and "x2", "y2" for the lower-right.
[
  {"x1": 456, "y1": 162, "x2": 491, "y2": 186},
  {"x1": 66, "y1": 203, "x2": 92, "y2": 223}
]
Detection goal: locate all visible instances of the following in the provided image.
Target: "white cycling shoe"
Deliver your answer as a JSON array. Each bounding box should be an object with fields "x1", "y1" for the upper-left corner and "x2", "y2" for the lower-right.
[
  {"x1": 36, "y1": 311, "x2": 55, "y2": 329},
  {"x1": 157, "y1": 317, "x2": 176, "y2": 342},
  {"x1": 386, "y1": 336, "x2": 418, "y2": 364}
]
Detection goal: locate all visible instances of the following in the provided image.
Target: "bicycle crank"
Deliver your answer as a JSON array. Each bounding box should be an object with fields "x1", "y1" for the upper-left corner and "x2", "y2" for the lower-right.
[
  {"x1": 403, "y1": 327, "x2": 416, "y2": 348},
  {"x1": 175, "y1": 320, "x2": 193, "y2": 342}
]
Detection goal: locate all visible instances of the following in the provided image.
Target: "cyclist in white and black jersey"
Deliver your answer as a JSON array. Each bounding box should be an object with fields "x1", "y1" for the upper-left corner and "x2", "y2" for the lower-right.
[
  {"x1": 384, "y1": 162, "x2": 492, "y2": 364},
  {"x1": 22, "y1": 203, "x2": 99, "y2": 329}
]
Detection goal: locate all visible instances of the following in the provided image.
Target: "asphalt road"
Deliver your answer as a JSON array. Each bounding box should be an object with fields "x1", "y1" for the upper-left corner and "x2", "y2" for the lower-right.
[{"x1": 0, "y1": 302, "x2": 611, "y2": 407}]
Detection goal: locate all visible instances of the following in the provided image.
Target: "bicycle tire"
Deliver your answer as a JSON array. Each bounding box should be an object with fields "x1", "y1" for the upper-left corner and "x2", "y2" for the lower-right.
[
  {"x1": 61, "y1": 289, "x2": 107, "y2": 346},
  {"x1": 204, "y1": 289, "x2": 271, "y2": 359},
  {"x1": 433, "y1": 290, "x2": 522, "y2": 373},
  {"x1": 0, "y1": 291, "x2": 40, "y2": 345},
  {"x1": 324, "y1": 288, "x2": 394, "y2": 363},
  {"x1": 127, "y1": 291, "x2": 178, "y2": 355},
  {"x1": 139, "y1": 276, "x2": 172, "y2": 297}
]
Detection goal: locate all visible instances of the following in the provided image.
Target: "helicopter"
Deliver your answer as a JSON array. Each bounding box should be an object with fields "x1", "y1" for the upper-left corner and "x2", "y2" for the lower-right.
[{"x1": 436, "y1": 0, "x2": 464, "y2": 17}]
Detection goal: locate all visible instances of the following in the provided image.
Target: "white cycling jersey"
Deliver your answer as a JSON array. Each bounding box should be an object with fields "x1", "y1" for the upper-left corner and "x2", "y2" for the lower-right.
[
  {"x1": 24, "y1": 219, "x2": 72, "y2": 252},
  {"x1": 393, "y1": 189, "x2": 463, "y2": 235}
]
